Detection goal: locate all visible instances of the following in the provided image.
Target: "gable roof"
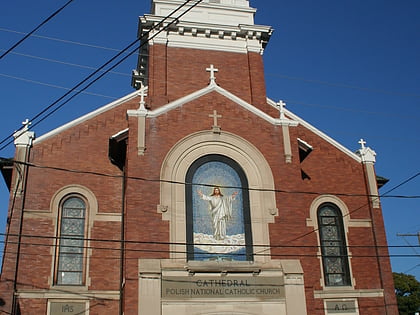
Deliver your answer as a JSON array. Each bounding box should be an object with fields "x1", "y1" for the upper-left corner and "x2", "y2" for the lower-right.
[
  {"x1": 34, "y1": 90, "x2": 140, "y2": 145},
  {"x1": 128, "y1": 81, "x2": 298, "y2": 127},
  {"x1": 266, "y1": 98, "x2": 361, "y2": 162},
  {"x1": 33, "y1": 82, "x2": 361, "y2": 163}
]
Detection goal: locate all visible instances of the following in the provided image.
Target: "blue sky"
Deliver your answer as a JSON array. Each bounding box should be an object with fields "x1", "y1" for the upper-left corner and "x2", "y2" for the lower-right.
[{"x1": 1, "y1": 1, "x2": 419, "y2": 279}]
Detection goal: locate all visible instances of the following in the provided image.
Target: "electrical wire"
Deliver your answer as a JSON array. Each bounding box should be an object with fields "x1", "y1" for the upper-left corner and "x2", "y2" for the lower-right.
[
  {"x1": 266, "y1": 73, "x2": 420, "y2": 99},
  {"x1": 2, "y1": 23, "x2": 418, "y2": 100},
  {"x1": 1, "y1": 237, "x2": 419, "y2": 260},
  {"x1": 0, "y1": 0, "x2": 204, "y2": 152},
  {"x1": 0, "y1": 27, "x2": 122, "y2": 52},
  {"x1": 253, "y1": 171, "x2": 420, "y2": 254},
  {"x1": 5, "y1": 159, "x2": 420, "y2": 199},
  {"x1": 0, "y1": 0, "x2": 76, "y2": 60},
  {"x1": 0, "y1": 73, "x2": 118, "y2": 99},
  {"x1": 2, "y1": 231, "x2": 419, "y2": 250},
  {"x1": 0, "y1": 50, "x2": 131, "y2": 77}
]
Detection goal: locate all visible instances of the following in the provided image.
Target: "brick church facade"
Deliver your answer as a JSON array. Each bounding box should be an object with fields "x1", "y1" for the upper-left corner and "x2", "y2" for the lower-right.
[{"x1": 0, "y1": 0, "x2": 398, "y2": 314}]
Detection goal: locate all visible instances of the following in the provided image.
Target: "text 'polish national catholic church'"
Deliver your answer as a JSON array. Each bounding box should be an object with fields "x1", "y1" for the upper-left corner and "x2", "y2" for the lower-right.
[{"x1": 0, "y1": 0, "x2": 398, "y2": 314}]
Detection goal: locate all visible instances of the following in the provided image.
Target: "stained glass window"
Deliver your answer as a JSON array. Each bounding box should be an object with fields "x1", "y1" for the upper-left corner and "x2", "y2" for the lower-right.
[
  {"x1": 56, "y1": 197, "x2": 86, "y2": 285},
  {"x1": 318, "y1": 203, "x2": 351, "y2": 286}
]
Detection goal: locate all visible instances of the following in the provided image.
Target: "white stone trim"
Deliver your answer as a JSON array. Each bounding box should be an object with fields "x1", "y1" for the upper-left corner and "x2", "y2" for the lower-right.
[
  {"x1": 141, "y1": 10, "x2": 273, "y2": 54},
  {"x1": 306, "y1": 195, "x2": 356, "y2": 290},
  {"x1": 128, "y1": 83, "x2": 299, "y2": 130},
  {"x1": 323, "y1": 298, "x2": 360, "y2": 315},
  {"x1": 34, "y1": 90, "x2": 140, "y2": 144},
  {"x1": 18, "y1": 289, "x2": 119, "y2": 299},
  {"x1": 152, "y1": 1, "x2": 257, "y2": 26},
  {"x1": 314, "y1": 289, "x2": 384, "y2": 299},
  {"x1": 47, "y1": 299, "x2": 90, "y2": 315},
  {"x1": 139, "y1": 259, "x2": 306, "y2": 315},
  {"x1": 159, "y1": 130, "x2": 278, "y2": 263},
  {"x1": 47, "y1": 185, "x2": 121, "y2": 289},
  {"x1": 166, "y1": 33, "x2": 251, "y2": 54}
]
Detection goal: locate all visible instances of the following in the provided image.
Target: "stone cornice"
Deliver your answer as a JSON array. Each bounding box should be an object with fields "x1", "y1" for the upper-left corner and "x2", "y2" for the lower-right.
[
  {"x1": 140, "y1": 15, "x2": 273, "y2": 53},
  {"x1": 141, "y1": 15, "x2": 272, "y2": 40}
]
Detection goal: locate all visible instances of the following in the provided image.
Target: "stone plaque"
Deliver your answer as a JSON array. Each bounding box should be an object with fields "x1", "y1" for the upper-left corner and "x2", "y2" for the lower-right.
[
  {"x1": 50, "y1": 302, "x2": 86, "y2": 314},
  {"x1": 162, "y1": 276, "x2": 284, "y2": 300},
  {"x1": 325, "y1": 300, "x2": 357, "y2": 314}
]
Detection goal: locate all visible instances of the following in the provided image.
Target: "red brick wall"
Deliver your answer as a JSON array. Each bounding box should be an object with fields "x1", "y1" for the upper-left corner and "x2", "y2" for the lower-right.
[
  {"x1": 147, "y1": 44, "x2": 278, "y2": 116},
  {"x1": 0, "y1": 44, "x2": 398, "y2": 315}
]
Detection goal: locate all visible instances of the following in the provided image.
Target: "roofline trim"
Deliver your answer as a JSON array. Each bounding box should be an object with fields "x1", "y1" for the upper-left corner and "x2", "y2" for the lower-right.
[
  {"x1": 266, "y1": 98, "x2": 361, "y2": 162},
  {"x1": 34, "y1": 90, "x2": 140, "y2": 145},
  {"x1": 128, "y1": 83, "x2": 297, "y2": 127}
]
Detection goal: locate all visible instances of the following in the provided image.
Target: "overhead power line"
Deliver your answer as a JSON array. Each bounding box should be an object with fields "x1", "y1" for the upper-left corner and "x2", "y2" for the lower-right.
[
  {"x1": 277, "y1": 171, "x2": 420, "y2": 245},
  {"x1": 0, "y1": 0, "x2": 204, "y2": 152},
  {"x1": 1, "y1": 234, "x2": 419, "y2": 260},
  {"x1": 266, "y1": 73, "x2": 420, "y2": 99},
  {"x1": 0, "y1": 0, "x2": 76, "y2": 60},
  {"x1": 4, "y1": 159, "x2": 420, "y2": 199},
  {"x1": 0, "y1": 73, "x2": 118, "y2": 99},
  {"x1": 2, "y1": 26, "x2": 418, "y2": 101},
  {"x1": 0, "y1": 27, "x2": 121, "y2": 52},
  {"x1": 0, "y1": 50, "x2": 131, "y2": 77}
]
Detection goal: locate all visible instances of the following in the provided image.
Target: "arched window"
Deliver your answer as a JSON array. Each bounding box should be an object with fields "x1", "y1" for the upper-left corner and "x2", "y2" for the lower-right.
[
  {"x1": 186, "y1": 154, "x2": 252, "y2": 261},
  {"x1": 55, "y1": 196, "x2": 87, "y2": 285},
  {"x1": 318, "y1": 203, "x2": 351, "y2": 286}
]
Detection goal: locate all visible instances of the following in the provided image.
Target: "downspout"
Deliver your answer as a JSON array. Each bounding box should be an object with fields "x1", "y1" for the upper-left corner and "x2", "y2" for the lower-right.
[{"x1": 119, "y1": 159, "x2": 126, "y2": 315}]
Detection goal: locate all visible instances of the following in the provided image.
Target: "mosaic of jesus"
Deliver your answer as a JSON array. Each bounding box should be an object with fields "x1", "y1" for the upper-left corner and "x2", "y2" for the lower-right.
[{"x1": 191, "y1": 160, "x2": 247, "y2": 261}]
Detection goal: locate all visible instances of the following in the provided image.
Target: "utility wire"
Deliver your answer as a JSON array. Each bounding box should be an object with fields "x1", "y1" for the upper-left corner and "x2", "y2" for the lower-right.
[
  {"x1": 0, "y1": 27, "x2": 121, "y2": 52},
  {"x1": 0, "y1": 0, "x2": 76, "y2": 60},
  {"x1": 3, "y1": 232, "x2": 419, "y2": 250},
  {"x1": 0, "y1": 73, "x2": 118, "y2": 99},
  {"x1": 266, "y1": 73, "x2": 420, "y2": 99},
  {"x1": 0, "y1": 0, "x2": 203, "y2": 152},
  {"x1": 264, "y1": 171, "x2": 420, "y2": 247},
  {"x1": 2, "y1": 24, "x2": 418, "y2": 100},
  {"x1": 4, "y1": 159, "x2": 420, "y2": 199},
  {"x1": 1, "y1": 236, "x2": 419, "y2": 260},
  {"x1": 0, "y1": 50, "x2": 131, "y2": 77}
]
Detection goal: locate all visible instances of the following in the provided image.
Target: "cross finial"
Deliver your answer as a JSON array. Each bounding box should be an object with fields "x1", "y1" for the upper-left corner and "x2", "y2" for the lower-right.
[
  {"x1": 358, "y1": 139, "x2": 367, "y2": 149},
  {"x1": 22, "y1": 119, "x2": 31, "y2": 131},
  {"x1": 277, "y1": 100, "x2": 286, "y2": 119},
  {"x1": 209, "y1": 110, "x2": 222, "y2": 133},
  {"x1": 206, "y1": 64, "x2": 218, "y2": 84}
]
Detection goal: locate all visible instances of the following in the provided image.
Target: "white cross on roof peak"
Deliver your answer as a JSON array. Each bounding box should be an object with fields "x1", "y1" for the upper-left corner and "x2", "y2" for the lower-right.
[
  {"x1": 206, "y1": 64, "x2": 218, "y2": 84},
  {"x1": 21, "y1": 119, "x2": 31, "y2": 130},
  {"x1": 277, "y1": 100, "x2": 286, "y2": 119}
]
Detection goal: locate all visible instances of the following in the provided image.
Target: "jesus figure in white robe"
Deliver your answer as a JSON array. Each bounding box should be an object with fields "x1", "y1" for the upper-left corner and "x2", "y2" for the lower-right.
[{"x1": 198, "y1": 187, "x2": 238, "y2": 240}]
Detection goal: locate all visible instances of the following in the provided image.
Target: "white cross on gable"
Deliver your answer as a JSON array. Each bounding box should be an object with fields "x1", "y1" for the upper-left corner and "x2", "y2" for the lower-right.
[
  {"x1": 21, "y1": 119, "x2": 31, "y2": 130},
  {"x1": 358, "y1": 139, "x2": 367, "y2": 149},
  {"x1": 206, "y1": 64, "x2": 218, "y2": 83},
  {"x1": 277, "y1": 100, "x2": 286, "y2": 119}
]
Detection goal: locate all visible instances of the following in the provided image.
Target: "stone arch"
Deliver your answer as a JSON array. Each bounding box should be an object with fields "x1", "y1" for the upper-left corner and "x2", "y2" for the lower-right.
[{"x1": 159, "y1": 130, "x2": 277, "y2": 263}]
